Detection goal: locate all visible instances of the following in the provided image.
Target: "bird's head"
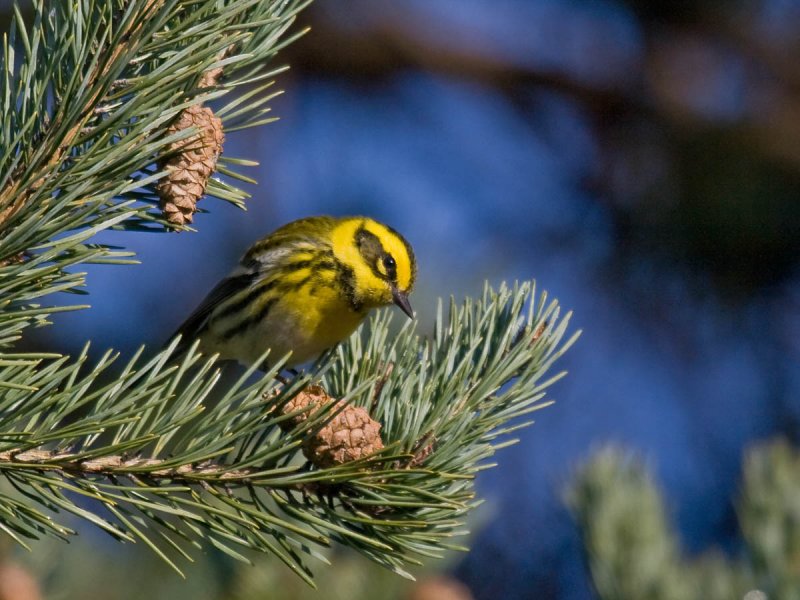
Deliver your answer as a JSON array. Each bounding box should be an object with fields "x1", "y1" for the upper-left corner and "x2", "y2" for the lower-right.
[{"x1": 331, "y1": 217, "x2": 416, "y2": 317}]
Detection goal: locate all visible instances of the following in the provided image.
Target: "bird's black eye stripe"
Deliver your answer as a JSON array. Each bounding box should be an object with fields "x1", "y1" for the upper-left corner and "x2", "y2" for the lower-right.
[{"x1": 355, "y1": 226, "x2": 398, "y2": 282}]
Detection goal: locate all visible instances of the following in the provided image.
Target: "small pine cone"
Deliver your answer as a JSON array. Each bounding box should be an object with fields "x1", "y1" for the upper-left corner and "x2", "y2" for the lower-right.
[
  {"x1": 407, "y1": 434, "x2": 436, "y2": 468},
  {"x1": 0, "y1": 251, "x2": 25, "y2": 267},
  {"x1": 199, "y1": 66, "x2": 224, "y2": 89},
  {"x1": 156, "y1": 104, "x2": 224, "y2": 226},
  {"x1": 279, "y1": 385, "x2": 384, "y2": 468}
]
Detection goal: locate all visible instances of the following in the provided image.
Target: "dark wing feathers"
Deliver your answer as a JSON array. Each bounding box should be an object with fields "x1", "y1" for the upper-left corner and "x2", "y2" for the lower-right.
[
  {"x1": 167, "y1": 272, "x2": 254, "y2": 356},
  {"x1": 166, "y1": 216, "x2": 341, "y2": 359}
]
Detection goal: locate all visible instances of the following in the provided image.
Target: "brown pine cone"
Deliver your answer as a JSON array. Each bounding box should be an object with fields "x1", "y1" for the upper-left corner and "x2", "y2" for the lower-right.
[
  {"x1": 156, "y1": 104, "x2": 224, "y2": 226},
  {"x1": 279, "y1": 385, "x2": 384, "y2": 468}
]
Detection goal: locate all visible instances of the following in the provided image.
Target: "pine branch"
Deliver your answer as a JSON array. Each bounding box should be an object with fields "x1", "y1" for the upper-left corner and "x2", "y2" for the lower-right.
[
  {"x1": 0, "y1": 281, "x2": 578, "y2": 581},
  {"x1": 0, "y1": 0, "x2": 310, "y2": 345},
  {"x1": 566, "y1": 449, "x2": 694, "y2": 600},
  {"x1": 566, "y1": 447, "x2": 757, "y2": 599},
  {"x1": 0, "y1": 449, "x2": 276, "y2": 481}
]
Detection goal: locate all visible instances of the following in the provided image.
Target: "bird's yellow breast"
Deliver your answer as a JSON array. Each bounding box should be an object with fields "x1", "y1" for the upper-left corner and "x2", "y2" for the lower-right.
[
  {"x1": 277, "y1": 280, "x2": 367, "y2": 353},
  {"x1": 203, "y1": 280, "x2": 366, "y2": 367}
]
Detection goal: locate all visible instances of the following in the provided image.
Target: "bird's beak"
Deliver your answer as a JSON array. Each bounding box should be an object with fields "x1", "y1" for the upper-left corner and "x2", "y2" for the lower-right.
[{"x1": 392, "y1": 287, "x2": 414, "y2": 319}]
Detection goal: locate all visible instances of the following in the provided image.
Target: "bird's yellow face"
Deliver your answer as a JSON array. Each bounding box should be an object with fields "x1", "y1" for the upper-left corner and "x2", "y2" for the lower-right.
[{"x1": 330, "y1": 218, "x2": 416, "y2": 316}]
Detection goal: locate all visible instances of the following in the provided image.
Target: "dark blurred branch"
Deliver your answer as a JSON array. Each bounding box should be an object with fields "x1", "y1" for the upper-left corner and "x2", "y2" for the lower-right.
[
  {"x1": 286, "y1": 6, "x2": 800, "y2": 170},
  {"x1": 285, "y1": 8, "x2": 640, "y2": 117}
]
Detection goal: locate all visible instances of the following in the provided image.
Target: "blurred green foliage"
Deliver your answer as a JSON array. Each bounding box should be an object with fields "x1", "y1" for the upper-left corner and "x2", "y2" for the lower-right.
[
  {"x1": 4, "y1": 534, "x2": 429, "y2": 600},
  {"x1": 567, "y1": 440, "x2": 800, "y2": 599}
]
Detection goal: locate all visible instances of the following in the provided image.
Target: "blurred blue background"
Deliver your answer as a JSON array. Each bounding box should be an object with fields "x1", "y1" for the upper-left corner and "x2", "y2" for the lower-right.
[{"x1": 14, "y1": 0, "x2": 800, "y2": 598}]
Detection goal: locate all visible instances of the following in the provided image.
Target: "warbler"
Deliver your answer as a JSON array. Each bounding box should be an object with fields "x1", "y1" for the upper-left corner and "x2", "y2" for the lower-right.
[{"x1": 171, "y1": 216, "x2": 416, "y2": 367}]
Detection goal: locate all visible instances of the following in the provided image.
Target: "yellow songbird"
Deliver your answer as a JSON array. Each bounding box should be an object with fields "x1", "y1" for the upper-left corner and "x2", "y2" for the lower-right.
[{"x1": 171, "y1": 216, "x2": 416, "y2": 367}]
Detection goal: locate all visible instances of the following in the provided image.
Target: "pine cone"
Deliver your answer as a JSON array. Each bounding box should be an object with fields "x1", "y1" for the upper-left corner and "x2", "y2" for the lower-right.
[
  {"x1": 0, "y1": 251, "x2": 25, "y2": 267},
  {"x1": 199, "y1": 66, "x2": 224, "y2": 89},
  {"x1": 156, "y1": 104, "x2": 224, "y2": 226},
  {"x1": 279, "y1": 385, "x2": 384, "y2": 468}
]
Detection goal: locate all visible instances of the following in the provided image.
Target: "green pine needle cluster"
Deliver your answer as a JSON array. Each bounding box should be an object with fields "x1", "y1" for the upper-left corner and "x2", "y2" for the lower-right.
[
  {"x1": 0, "y1": 282, "x2": 577, "y2": 580},
  {"x1": 567, "y1": 442, "x2": 800, "y2": 599},
  {"x1": 0, "y1": 0, "x2": 308, "y2": 344}
]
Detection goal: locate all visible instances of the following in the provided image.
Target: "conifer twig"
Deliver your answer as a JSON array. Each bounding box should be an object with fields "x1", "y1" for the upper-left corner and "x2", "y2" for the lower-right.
[{"x1": 0, "y1": 281, "x2": 577, "y2": 580}]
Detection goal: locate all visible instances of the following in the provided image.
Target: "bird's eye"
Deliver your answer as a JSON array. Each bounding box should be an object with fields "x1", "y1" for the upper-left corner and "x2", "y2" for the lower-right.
[{"x1": 383, "y1": 255, "x2": 396, "y2": 270}]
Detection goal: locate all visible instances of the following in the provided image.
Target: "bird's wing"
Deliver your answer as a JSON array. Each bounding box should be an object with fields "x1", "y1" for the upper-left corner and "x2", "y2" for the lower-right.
[
  {"x1": 167, "y1": 271, "x2": 255, "y2": 355},
  {"x1": 166, "y1": 221, "x2": 333, "y2": 357}
]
